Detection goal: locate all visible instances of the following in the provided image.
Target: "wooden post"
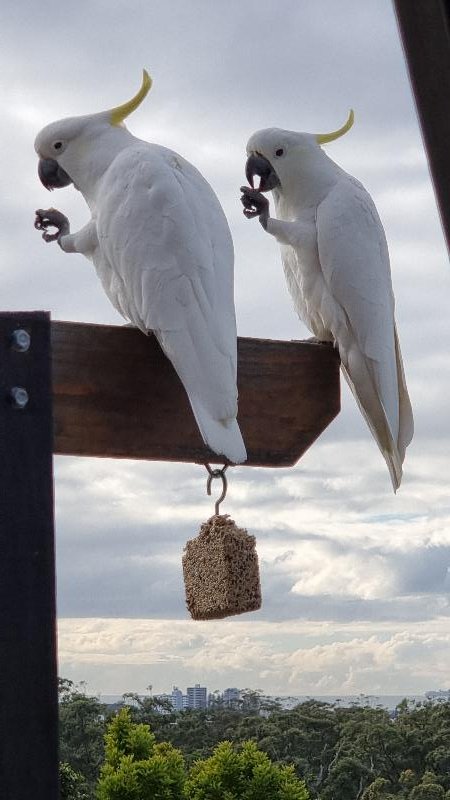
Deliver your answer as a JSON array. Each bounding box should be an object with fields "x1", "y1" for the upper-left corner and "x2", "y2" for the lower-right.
[
  {"x1": 0, "y1": 312, "x2": 58, "y2": 800},
  {"x1": 393, "y1": 0, "x2": 450, "y2": 253}
]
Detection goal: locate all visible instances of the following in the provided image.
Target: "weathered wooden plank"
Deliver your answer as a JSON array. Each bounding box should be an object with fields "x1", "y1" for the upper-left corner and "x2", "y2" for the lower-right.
[
  {"x1": 0, "y1": 312, "x2": 58, "y2": 800},
  {"x1": 393, "y1": 0, "x2": 450, "y2": 253},
  {"x1": 51, "y1": 321, "x2": 340, "y2": 467}
]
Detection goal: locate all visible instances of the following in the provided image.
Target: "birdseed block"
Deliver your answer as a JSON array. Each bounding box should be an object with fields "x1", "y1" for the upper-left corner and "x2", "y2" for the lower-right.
[{"x1": 182, "y1": 514, "x2": 261, "y2": 620}]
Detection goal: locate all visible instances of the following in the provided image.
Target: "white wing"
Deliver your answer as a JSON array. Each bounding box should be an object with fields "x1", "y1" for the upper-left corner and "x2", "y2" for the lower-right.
[
  {"x1": 316, "y1": 175, "x2": 413, "y2": 490},
  {"x1": 95, "y1": 142, "x2": 246, "y2": 463}
]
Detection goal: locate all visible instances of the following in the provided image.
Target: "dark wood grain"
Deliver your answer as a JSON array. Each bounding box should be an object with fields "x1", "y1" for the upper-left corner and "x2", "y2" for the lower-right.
[
  {"x1": 51, "y1": 321, "x2": 340, "y2": 467},
  {"x1": 0, "y1": 312, "x2": 58, "y2": 800},
  {"x1": 393, "y1": 0, "x2": 450, "y2": 253}
]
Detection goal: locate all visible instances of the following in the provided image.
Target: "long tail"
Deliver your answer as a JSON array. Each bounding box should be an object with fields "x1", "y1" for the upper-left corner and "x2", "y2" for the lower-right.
[
  {"x1": 155, "y1": 329, "x2": 247, "y2": 465},
  {"x1": 394, "y1": 325, "x2": 414, "y2": 464},
  {"x1": 341, "y1": 325, "x2": 413, "y2": 492},
  {"x1": 189, "y1": 399, "x2": 247, "y2": 465}
]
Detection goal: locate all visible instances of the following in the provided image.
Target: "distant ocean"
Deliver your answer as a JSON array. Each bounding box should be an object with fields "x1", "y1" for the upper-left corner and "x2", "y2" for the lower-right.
[
  {"x1": 278, "y1": 695, "x2": 426, "y2": 711},
  {"x1": 98, "y1": 694, "x2": 427, "y2": 711}
]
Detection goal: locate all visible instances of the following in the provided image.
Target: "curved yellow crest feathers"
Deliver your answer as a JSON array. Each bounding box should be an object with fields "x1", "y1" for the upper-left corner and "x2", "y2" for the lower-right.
[
  {"x1": 316, "y1": 109, "x2": 354, "y2": 145},
  {"x1": 110, "y1": 70, "x2": 153, "y2": 126}
]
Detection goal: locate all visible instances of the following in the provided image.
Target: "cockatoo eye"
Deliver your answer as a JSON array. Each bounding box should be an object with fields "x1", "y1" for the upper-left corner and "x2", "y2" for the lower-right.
[
  {"x1": 274, "y1": 148, "x2": 284, "y2": 158},
  {"x1": 53, "y1": 141, "x2": 64, "y2": 151}
]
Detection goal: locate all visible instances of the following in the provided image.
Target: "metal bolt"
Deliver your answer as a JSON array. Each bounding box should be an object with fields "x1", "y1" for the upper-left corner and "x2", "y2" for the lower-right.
[
  {"x1": 11, "y1": 329, "x2": 31, "y2": 353},
  {"x1": 9, "y1": 387, "x2": 29, "y2": 409}
]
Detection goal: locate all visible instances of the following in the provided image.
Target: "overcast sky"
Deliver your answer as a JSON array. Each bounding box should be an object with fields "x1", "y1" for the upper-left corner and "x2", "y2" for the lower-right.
[{"x1": 2, "y1": 0, "x2": 450, "y2": 699}]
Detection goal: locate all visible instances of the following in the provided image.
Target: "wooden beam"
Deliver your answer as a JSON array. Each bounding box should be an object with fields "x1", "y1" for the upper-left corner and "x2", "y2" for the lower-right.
[
  {"x1": 0, "y1": 312, "x2": 58, "y2": 800},
  {"x1": 393, "y1": 0, "x2": 450, "y2": 252},
  {"x1": 51, "y1": 321, "x2": 340, "y2": 467}
]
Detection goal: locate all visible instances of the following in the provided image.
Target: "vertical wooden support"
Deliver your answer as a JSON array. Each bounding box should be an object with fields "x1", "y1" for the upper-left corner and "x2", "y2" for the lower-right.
[
  {"x1": 0, "y1": 312, "x2": 58, "y2": 799},
  {"x1": 393, "y1": 0, "x2": 450, "y2": 253}
]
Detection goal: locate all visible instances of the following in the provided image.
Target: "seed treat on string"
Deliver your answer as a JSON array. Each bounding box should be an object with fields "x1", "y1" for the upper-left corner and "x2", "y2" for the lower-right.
[{"x1": 182, "y1": 466, "x2": 262, "y2": 620}]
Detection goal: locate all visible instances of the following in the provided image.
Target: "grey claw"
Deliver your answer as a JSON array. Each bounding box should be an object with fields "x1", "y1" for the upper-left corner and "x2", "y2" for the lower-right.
[
  {"x1": 34, "y1": 208, "x2": 69, "y2": 242},
  {"x1": 240, "y1": 187, "x2": 269, "y2": 230}
]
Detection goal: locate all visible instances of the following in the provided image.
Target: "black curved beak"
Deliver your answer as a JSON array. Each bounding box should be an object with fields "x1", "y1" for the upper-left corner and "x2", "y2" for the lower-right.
[
  {"x1": 38, "y1": 158, "x2": 73, "y2": 191},
  {"x1": 245, "y1": 153, "x2": 280, "y2": 192}
]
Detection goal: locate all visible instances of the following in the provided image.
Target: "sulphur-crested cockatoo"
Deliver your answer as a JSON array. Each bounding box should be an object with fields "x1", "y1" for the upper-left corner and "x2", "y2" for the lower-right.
[
  {"x1": 240, "y1": 112, "x2": 413, "y2": 490},
  {"x1": 34, "y1": 71, "x2": 246, "y2": 464}
]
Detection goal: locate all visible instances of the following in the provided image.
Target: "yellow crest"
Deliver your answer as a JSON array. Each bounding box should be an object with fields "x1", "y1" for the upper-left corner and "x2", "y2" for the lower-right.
[
  {"x1": 316, "y1": 109, "x2": 354, "y2": 145},
  {"x1": 110, "y1": 70, "x2": 152, "y2": 126}
]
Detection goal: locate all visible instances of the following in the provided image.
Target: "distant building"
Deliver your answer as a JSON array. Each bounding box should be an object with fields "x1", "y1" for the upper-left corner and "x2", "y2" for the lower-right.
[
  {"x1": 187, "y1": 684, "x2": 207, "y2": 709},
  {"x1": 171, "y1": 686, "x2": 184, "y2": 712},
  {"x1": 223, "y1": 687, "x2": 240, "y2": 707},
  {"x1": 425, "y1": 689, "x2": 450, "y2": 703}
]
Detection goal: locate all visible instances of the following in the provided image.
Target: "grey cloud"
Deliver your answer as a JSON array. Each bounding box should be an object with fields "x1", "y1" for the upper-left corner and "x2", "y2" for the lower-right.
[
  {"x1": 394, "y1": 546, "x2": 450, "y2": 594},
  {"x1": 3, "y1": 0, "x2": 415, "y2": 147},
  {"x1": 57, "y1": 552, "x2": 186, "y2": 617},
  {"x1": 262, "y1": 590, "x2": 450, "y2": 625},
  {"x1": 55, "y1": 515, "x2": 194, "y2": 617},
  {"x1": 54, "y1": 475, "x2": 450, "y2": 623}
]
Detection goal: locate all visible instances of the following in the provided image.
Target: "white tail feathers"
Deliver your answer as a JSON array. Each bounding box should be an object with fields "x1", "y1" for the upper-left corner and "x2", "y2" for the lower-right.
[
  {"x1": 190, "y1": 400, "x2": 247, "y2": 464},
  {"x1": 383, "y1": 442, "x2": 404, "y2": 494},
  {"x1": 153, "y1": 330, "x2": 247, "y2": 465},
  {"x1": 342, "y1": 362, "x2": 402, "y2": 492},
  {"x1": 394, "y1": 326, "x2": 414, "y2": 464},
  {"x1": 341, "y1": 327, "x2": 413, "y2": 492}
]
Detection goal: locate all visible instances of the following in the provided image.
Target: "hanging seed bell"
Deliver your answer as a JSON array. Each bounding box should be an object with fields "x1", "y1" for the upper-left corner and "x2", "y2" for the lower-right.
[{"x1": 183, "y1": 513, "x2": 261, "y2": 620}]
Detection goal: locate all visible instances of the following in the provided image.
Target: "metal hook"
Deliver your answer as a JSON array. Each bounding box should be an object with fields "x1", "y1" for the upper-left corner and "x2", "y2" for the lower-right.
[{"x1": 205, "y1": 463, "x2": 228, "y2": 515}]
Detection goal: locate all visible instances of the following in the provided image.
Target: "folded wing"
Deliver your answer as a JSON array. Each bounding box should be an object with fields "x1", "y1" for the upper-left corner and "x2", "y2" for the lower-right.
[
  {"x1": 97, "y1": 144, "x2": 247, "y2": 463},
  {"x1": 316, "y1": 176, "x2": 413, "y2": 489}
]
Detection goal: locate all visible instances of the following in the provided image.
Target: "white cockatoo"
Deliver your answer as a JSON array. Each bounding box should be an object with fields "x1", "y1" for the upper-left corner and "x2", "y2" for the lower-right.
[
  {"x1": 241, "y1": 112, "x2": 413, "y2": 491},
  {"x1": 34, "y1": 71, "x2": 246, "y2": 464}
]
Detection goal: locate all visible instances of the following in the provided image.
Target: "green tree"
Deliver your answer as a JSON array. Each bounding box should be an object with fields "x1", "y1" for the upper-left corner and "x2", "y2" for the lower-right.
[
  {"x1": 97, "y1": 708, "x2": 185, "y2": 799},
  {"x1": 320, "y1": 754, "x2": 371, "y2": 800},
  {"x1": 239, "y1": 690, "x2": 263, "y2": 715},
  {"x1": 59, "y1": 681, "x2": 106, "y2": 789},
  {"x1": 56, "y1": 683, "x2": 450, "y2": 800},
  {"x1": 183, "y1": 739, "x2": 309, "y2": 799},
  {"x1": 426, "y1": 748, "x2": 450, "y2": 787},
  {"x1": 60, "y1": 761, "x2": 90, "y2": 800},
  {"x1": 335, "y1": 707, "x2": 408, "y2": 784},
  {"x1": 122, "y1": 692, "x2": 175, "y2": 719},
  {"x1": 361, "y1": 777, "x2": 396, "y2": 799},
  {"x1": 410, "y1": 772, "x2": 445, "y2": 800},
  {"x1": 399, "y1": 770, "x2": 418, "y2": 794}
]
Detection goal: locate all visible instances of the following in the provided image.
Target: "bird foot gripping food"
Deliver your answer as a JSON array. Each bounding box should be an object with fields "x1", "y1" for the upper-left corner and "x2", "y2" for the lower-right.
[
  {"x1": 34, "y1": 208, "x2": 70, "y2": 242},
  {"x1": 182, "y1": 514, "x2": 261, "y2": 620},
  {"x1": 239, "y1": 186, "x2": 270, "y2": 228}
]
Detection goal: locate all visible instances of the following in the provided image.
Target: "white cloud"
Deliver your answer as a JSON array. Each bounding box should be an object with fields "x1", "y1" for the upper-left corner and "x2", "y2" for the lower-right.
[
  {"x1": 290, "y1": 550, "x2": 393, "y2": 600},
  {"x1": 58, "y1": 618, "x2": 450, "y2": 696}
]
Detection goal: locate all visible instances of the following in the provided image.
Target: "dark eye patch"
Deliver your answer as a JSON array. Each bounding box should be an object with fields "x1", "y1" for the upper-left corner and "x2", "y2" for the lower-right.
[
  {"x1": 275, "y1": 148, "x2": 284, "y2": 157},
  {"x1": 53, "y1": 141, "x2": 63, "y2": 150}
]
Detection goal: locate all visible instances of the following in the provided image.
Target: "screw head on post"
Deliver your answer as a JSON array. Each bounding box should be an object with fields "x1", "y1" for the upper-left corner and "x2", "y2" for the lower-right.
[
  {"x1": 9, "y1": 387, "x2": 29, "y2": 410},
  {"x1": 11, "y1": 329, "x2": 31, "y2": 353}
]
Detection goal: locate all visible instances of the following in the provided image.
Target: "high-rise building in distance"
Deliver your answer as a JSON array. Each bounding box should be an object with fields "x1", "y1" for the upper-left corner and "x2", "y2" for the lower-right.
[{"x1": 187, "y1": 684, "x2": 207, "y2": 709}]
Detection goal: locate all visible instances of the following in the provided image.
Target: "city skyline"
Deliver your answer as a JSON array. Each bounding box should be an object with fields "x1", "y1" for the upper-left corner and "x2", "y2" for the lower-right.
[
  {"x1": 89, "y1": 681, "x2": 449, "y2": 707},
  {"x1": 93, "y1": 684, "x2": 448, "y2": 715}
]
